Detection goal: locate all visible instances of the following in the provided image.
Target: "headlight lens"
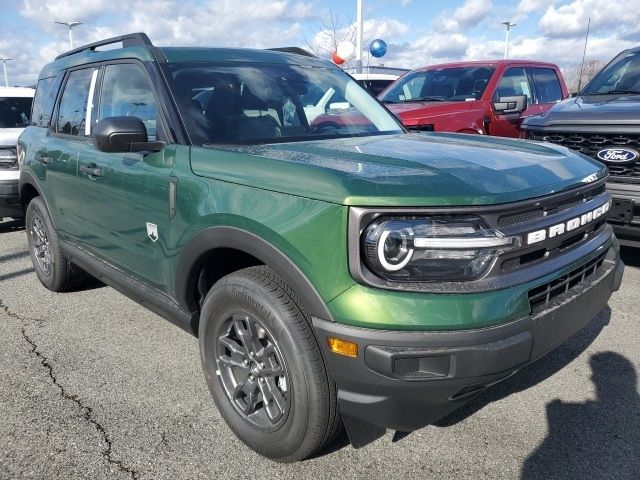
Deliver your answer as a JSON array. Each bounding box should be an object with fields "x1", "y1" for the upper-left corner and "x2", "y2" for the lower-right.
[{"x1": 362, "y1": 216, "x2": 520, "y2": 282}]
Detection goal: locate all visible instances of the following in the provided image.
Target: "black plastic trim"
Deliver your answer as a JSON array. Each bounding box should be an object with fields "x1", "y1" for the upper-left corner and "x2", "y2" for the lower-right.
[
  {"x1": 61, "y1": 241, "x2": 195, "y2": 334},
  {"x1": 175, "y1": 226, "x2": 334, "y2": 322},
  {"x1": 313, "y1": 251, "x2": 622, "y2": 446},
  {"x1": 55, "y1": 32, "x2": 153, "y2": 60}
]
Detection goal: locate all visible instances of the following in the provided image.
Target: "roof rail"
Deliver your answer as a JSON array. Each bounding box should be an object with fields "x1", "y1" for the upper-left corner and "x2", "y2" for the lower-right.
[
  {"x1": 55, "y1": 32, "x2": 153, "y2": 60},
  {"x1": 267, "y1": 47, "x2": 316, "y2": 58}
]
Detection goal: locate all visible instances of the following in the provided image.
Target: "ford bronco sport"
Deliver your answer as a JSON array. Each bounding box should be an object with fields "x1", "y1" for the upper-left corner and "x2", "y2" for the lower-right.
[
  {"x1": 18, "y1": 33, "x2": 623, "y2": 462},
  {"x1": 523, "y1": 47, "x2": 640, "y2": 247}
]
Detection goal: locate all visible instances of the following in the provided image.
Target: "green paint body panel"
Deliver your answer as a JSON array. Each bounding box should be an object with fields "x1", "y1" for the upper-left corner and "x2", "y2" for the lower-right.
[{"x1": 19, "y1": 43, "x2": 614, "y2": 334}]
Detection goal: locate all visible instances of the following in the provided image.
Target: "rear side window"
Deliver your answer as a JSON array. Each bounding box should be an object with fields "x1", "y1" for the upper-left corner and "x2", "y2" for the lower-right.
[
  {"x1": 494, "y1": 67, "x2": 533, "y2": 105},
  {"x1": 31, "y1": 74, "x2": 63, "y2": 127},
  {"x1": 56, "y1": 68, "x2": 95, "y2": 136},
  {"x1": 97, "y1": 63, "x2": 158, "y2": 140},
  {"x1": 0, "y1": 97, "x2": 32, "y2": 128},
  {"x1": 530, "y1": 68, "x2": 563, "y2": 103}
]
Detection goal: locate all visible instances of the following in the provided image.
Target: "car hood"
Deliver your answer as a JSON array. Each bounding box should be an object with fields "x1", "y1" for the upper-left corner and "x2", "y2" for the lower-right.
[
  {"x1": 0, "y1": 128, "x2": 24, "y2": 147},
  {"x1": 524, "y1": 94, "x2": 640, "y2": 127},
  {"x1": 190, "y1": 133, "x2": 606, "y2": 207}
]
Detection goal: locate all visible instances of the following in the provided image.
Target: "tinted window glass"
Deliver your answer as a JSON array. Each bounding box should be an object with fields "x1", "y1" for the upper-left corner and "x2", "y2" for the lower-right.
[
  {"x1": 530, "y1": 68, "x2": 563, "y2": 103},
  {"x1": 98, "y1": 63, "x2": 158, "y2": 140},
  {"x1": 56, "y1": 68, "x2": 94, "y2": 136},
  {"x1": 0, "y1": 97, "x2": 32, "y2": 128},
  {"x1": 494, "y1": 67, "x2": 533, "y2": 105},
  {"x1": 31, "y1": 73, "x2": 63, "y2": 127},
  {"x1": 356, "y1": 79, "x2": 394, "y2": 96},
  {"x1": 583, "y1": 50, "x2": 640, "y2": 94},
  {"x1": 379, "y1": 67, "x2": 495, "y2": 103},
  {"x1": 163, "y1": 62, "x2": 401, "y2": 145}
]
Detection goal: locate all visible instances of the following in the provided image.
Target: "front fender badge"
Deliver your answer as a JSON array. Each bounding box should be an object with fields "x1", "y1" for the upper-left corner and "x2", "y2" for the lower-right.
[{"x1": 146, "y1": 222, "x2": 158, "y2": 242}]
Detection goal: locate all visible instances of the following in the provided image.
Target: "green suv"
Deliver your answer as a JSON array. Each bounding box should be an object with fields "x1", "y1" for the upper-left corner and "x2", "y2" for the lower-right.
[{"x1": 18, "y1": 33, "x2": 624, "y2": 462}]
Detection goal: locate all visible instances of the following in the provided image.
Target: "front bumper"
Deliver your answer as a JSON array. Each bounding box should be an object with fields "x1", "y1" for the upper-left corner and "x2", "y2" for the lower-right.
[
  {"x1": 312, "y1": 247, "x2": 623, "y2": 446},
  {"x1": 0, "y1": 172, "x2": 22, "y2": 218},
  {"x1": 606, "y1": 180, "x2": 640, "y2": 247}
]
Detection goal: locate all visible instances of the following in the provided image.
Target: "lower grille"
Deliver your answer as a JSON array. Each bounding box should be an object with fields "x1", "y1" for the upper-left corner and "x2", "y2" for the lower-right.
[{"x1": 528, "y1": 251, "x2": 607, "y2": 311}]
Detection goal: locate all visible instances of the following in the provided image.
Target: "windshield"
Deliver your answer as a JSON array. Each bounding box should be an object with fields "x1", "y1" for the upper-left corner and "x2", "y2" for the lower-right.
[
  {"x1": 0, "y1": 97, "x2": 32, "y2": 128},
  {"x1": 163, "y1": 62, "x2": 402, "y2": 145},
  {"x1": 583, "y1": 50, "x2": 640, "y2": 95},
  {"x1": 379, "y1": 66, "x2": 495, "y2": 103}
]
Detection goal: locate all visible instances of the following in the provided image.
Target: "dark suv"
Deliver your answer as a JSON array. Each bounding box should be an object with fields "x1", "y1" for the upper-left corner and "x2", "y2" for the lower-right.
[
  {"x1": 523, "y1": 47, "x2": 640, "y2": 247},
  {"x1": 18, "y1": 33, "x2": 623, "y2": 462}
]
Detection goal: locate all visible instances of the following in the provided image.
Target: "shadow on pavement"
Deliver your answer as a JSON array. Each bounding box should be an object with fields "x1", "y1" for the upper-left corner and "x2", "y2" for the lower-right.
[
  {"x1": 620, "y1": 246, "x2": 640, "y2": 268},
  {"x1": 521, "y1": 351, "x2": 640, "y2": 479},
  {"x1": 0, "y1": 267, "x2": 34, "y2": 282},
  {"x1": 0, "y1": 218, "x2": 25, "y2": 233},
  {"x1": 434, "y1": 307, "x2": 612, "y2": 427}
]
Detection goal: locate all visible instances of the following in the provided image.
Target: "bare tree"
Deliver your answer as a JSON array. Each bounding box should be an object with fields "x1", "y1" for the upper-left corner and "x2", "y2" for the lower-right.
[
  {"x1": 303, "y1": 9, "x2": 356, "y2": 66},
  {"x1": 562, "y1": 59, "x2": 608, "y2": 94}
]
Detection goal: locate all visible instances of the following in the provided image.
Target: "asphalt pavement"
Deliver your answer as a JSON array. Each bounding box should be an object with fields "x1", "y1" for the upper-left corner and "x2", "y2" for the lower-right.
[{"x1": 1, "y1": 218, "x2": 639, "y2": 480}]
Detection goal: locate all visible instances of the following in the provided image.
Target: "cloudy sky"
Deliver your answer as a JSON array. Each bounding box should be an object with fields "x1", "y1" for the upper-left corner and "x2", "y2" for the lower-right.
[{"x1": 1, "y1": 0, "x2": 638, "y2": 86}]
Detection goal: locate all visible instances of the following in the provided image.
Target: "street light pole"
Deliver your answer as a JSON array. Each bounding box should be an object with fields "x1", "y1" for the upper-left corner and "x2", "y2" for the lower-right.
[
  {"x1": 502, "y1": 21, "x2": 516, "y2": 59},
  {"x1": 0, "y1": 58, "x2": 11, "y2": 87},
  {"x1": 355, "y1": 0, "x2": 363, "y2": 74},
  {"x1": 53, "y1": 21, "x2": 83, "y2": 49}
]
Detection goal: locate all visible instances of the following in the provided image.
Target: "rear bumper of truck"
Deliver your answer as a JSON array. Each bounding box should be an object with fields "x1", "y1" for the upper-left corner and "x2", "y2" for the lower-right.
[{"x1": 312, "y1": 247, "x2": 623, "y2": 447}]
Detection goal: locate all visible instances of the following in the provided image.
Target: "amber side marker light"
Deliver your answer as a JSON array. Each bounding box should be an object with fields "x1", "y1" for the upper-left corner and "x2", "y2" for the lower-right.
[{"x1": 327, "y1": 337, "x2": 358, "y2": 358}]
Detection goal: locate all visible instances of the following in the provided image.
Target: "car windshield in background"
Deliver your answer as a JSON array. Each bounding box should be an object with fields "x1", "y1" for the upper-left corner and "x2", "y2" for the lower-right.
[
  {"x1": 162, "y1": 62, "x2": 402, "y2": 145},
  {"x1": 583, "y1": 51, "x2": 640, "y2": 95},
  {"x1": 0, "y1": 97, "x2": 32, "y2": 128},
  {"x1": 379, "y1": 66, "x2": 495, "y2": 104}
]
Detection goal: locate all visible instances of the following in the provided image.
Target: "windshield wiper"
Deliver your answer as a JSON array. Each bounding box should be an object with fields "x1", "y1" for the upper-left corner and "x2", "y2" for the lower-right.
[
  {"x1": 404, "y1": 96, "x2": 446, "y2": 102},
  {"x1": 588, "y1": 90, "x2": 640, "y2": 95}
]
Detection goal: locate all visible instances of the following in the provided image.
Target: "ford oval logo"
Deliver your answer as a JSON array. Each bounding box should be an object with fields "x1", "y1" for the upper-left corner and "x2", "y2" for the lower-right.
[{"x1": 596, "y1": 147, "x2": 638, "y2": 164}]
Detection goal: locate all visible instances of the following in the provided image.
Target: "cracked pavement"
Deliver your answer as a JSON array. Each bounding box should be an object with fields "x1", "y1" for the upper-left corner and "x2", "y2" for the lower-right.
[{"x1": 1, "y1": 218, "x2": 639, "y2": 479}]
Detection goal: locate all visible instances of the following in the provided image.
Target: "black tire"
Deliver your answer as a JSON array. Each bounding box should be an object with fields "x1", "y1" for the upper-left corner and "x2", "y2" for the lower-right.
[
  {"x1": 25, "y1": 197, "x2": 87, "y2": 292},
  {"x1": 199, "y1": 265, "x2": 341, "y2": 462}
]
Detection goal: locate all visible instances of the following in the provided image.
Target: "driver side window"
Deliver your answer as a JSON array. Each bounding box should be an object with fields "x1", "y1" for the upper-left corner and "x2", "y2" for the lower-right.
[
  {"x1": 494, "y1": 67, "x2": 533, "y2": 105},
  {"x1": 98, "y1": 63, "x2": 158, "y2": 140}
]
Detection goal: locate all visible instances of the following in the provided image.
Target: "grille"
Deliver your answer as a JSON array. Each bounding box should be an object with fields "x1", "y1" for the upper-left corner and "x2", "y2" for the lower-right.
[
  {"x1": 497, "y1": 184, "x2": 606, "y2": 228},
  {"x1": 528, "y1": 251, "x2": 606, "y2": 311},
  {"x1": 530, "y1": 131, "x2": 640, "y2": 179}
]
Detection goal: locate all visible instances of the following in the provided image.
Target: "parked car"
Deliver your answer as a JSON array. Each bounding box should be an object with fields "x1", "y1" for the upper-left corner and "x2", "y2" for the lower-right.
[
  {"x1": 378, "y1": 60, "x2": 567, "y2": 137},
  {"x1": 522, "y1": 47, "x2": 640, "y2": 247},
  {"x1": 352, "y1": 72, "x2": 402, "y2": 96},
  {"x1": 0, "y1": 86, "x2": 34, "y2": 220},
  {"x1": 19, "y1": 33, "x2": 622, "y2": 462}
]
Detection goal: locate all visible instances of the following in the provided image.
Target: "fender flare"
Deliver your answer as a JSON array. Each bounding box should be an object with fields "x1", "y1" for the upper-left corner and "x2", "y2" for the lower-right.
[{"x1": 175, "y1": 226, "x2": 334, "y2": 322}]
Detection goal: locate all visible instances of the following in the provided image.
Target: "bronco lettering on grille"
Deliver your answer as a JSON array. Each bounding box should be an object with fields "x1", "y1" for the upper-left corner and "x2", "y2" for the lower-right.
[{"x1": 526, "y1": 201, "x2": 610, "y2": 245}]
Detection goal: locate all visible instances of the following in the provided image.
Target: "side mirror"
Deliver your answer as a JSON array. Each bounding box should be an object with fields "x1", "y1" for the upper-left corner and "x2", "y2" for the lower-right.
[
  {"x1": 93, "y1": 116, "x2": 165, "y2": 153},
  {"x1": 493, "y1": 95, "x2": 528, "y2": 114}
]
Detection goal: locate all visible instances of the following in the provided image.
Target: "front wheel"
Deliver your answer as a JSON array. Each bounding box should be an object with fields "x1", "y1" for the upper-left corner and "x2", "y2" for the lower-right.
[{"x1": 199, "y1": 266, "x2": 340, "y2": 462}]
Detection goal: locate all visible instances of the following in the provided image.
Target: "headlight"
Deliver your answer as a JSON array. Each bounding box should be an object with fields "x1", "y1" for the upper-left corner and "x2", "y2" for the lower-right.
[
  {"x1": 361, "y1": 216, "x2": 520, "y2": 282},
  {"x1": 0, "y1": 148, "x2": 17, "y2": 168}
]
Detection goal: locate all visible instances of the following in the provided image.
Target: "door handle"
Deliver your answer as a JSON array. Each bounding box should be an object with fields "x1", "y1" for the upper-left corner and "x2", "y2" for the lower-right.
[
  {"x1": 79, "y1": 164, "x2": 102, "y2": 177},
  {"x1": 35, "y1": 155, "x2": 52, "y2": 165}
]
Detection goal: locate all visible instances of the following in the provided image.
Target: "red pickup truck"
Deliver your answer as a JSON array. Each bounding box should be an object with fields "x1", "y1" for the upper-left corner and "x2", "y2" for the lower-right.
[{"x1": 378, "y1": 60, "x2": 568, "y2": 137}]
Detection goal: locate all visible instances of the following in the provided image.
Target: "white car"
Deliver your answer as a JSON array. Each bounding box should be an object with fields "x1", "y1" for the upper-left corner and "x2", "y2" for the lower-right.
[
  {"x1": 0, "y1": 86, "x2": 34, "y2": 220},
  {"x1": 351, "y1": 73, "x2": 402, "y2": 96}
]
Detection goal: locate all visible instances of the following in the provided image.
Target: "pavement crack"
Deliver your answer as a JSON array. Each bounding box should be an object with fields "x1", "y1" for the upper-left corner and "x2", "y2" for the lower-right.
[{"x1": 0, "y1": 298, "x2": 140, "y2": 480}]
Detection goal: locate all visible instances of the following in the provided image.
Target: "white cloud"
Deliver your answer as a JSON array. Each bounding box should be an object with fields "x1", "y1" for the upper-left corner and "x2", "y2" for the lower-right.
[
  {"x1": 435, "y1": 0, "x2": 492, "y2": 32},
  {"x1": 539, "y1": 0, "x2": 639, "y2": 39}
]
